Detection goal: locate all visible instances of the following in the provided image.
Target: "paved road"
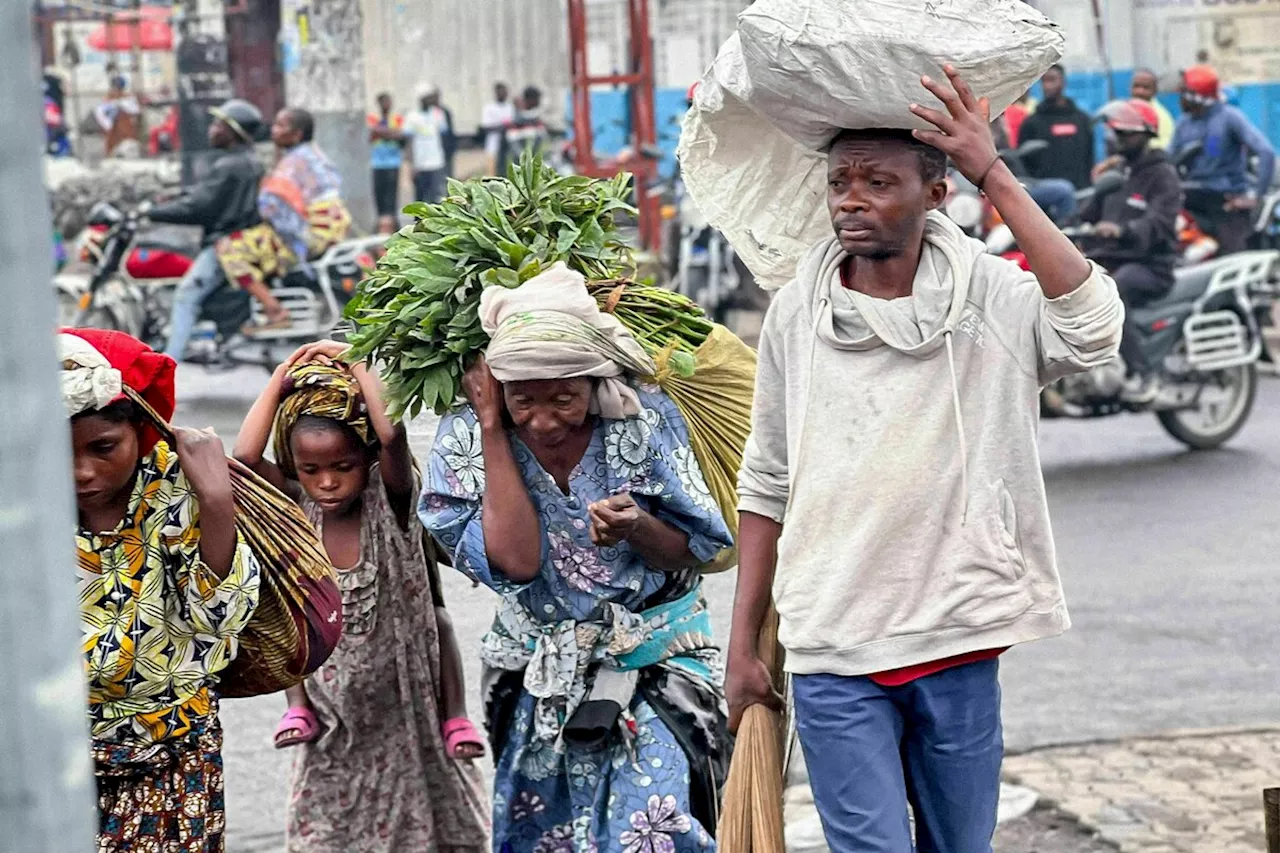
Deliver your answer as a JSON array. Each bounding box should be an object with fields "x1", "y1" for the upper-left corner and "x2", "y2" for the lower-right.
[{"x1": 170, "y1": 367, "x2": 1280, "y2": 852}]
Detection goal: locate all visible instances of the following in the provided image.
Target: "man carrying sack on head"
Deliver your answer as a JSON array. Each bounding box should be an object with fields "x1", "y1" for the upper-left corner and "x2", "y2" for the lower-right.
[{"x1": 725, "y1": 65, "x2": 1124, "y2": 853}]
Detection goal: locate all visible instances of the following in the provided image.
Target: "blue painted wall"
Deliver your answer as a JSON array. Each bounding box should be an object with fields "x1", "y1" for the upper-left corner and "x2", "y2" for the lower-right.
[{"x1": 569, "y1": 71, "x2": 1280, "y2": 173}]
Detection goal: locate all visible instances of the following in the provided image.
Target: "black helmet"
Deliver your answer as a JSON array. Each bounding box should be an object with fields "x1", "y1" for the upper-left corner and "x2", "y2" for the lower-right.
[{"x1": 209, "y1": 98, "x2": 263, "y2": 144}]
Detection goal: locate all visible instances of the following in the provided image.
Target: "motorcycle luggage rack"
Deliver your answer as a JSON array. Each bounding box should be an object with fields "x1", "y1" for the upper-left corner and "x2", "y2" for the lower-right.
[
  {"x1": 246, "y1": 287, "x2": 327, "y2": 340},
  {"x1": 1184, "y1": 310, "x2": 1254, "y2": 371}
]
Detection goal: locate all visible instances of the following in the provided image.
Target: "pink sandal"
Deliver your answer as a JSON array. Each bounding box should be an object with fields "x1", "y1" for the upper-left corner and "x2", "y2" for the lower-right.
[
  {"x1": 442, "y1": 717, "x2": 486, "y2": 760},
  {"x1": 274, "y1": 707, "x2": 320, "y2": 749}
]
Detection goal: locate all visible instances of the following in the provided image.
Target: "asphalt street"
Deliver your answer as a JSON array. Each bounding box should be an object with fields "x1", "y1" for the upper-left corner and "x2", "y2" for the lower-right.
[{"x1": 169, "y1": 366, "x2": 1280, "y2": 852}]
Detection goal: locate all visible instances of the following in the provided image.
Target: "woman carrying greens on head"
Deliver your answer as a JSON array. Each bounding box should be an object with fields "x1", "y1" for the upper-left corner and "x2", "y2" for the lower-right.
[{"x1": 420, "y1": 263, "x2": 734, "y2": 853}]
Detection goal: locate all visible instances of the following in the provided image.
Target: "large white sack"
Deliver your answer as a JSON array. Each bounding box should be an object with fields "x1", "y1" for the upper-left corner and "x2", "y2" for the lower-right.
[
  {"x1": 736, "y1": 0, "x2": 1064, "y2": 152},
  {"x1": 676, "y1": 2, "x2": 1063, "y2": 289}
]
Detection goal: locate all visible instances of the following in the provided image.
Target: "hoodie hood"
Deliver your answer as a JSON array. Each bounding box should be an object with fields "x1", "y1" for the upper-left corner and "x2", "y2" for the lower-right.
[{"x1": 804, "y1": 211, "x2": 986, "y2": 356}]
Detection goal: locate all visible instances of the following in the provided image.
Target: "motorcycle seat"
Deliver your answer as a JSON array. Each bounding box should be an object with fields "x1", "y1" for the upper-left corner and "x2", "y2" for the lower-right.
[
  {"x1": 134, "y1": 236, "x2": 199, "y2": 256},
  {"x1": 1144, "y1": 256, "x2": 1238, "y2": 311}
]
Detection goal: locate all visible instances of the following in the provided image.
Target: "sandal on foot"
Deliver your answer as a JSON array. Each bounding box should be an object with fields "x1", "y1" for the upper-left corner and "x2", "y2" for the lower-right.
[
  {"x1": 442, "y1": 717, "x2": 486, "y2": 760},
  {"x1": 274, "y1": 707, "x2": 320, "y2": 749}
]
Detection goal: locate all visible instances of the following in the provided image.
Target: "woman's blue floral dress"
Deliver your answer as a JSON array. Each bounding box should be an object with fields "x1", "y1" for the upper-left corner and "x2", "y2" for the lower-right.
[{"x1": 421, "y1": 384, "x2": 733, "y2": 853}]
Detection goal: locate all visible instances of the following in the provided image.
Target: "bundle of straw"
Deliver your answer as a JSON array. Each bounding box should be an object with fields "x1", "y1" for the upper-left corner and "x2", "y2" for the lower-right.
[
  {"x1": 591, "y1": 279, "x2": 757, "y2": 574},
  {"x1": 650, "y1": 326, "x2": 756, "y2": 573},
  {"x1": 718, "y1": 604, "x2": 788, "y2": 851},
  {"x1": 124, "y1": 388, "x2": 343, "y2": 698}
]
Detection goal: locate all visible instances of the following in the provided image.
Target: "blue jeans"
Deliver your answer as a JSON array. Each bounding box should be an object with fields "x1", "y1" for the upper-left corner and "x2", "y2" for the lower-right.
[
  {"x1": 164, "y1": 246, "x2": 223, "y2": 361},
  {"x1": 1027, "y1": 178, "x2": 1078, "y2": 225},
  {"x1": 793, "y1": 660, "x2": 1004, "y2": 853}
]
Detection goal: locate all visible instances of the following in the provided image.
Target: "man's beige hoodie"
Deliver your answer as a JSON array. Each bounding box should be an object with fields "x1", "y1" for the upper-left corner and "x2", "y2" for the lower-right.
[{"x1": 738, "y1": 212, "x2": 1124, "y2": 676}]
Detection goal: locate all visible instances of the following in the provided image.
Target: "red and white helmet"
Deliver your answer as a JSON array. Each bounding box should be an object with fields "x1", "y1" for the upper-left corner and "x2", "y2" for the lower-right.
[{"x1": 1098, "y1": 99, "x2": 1159, "y2": 136}]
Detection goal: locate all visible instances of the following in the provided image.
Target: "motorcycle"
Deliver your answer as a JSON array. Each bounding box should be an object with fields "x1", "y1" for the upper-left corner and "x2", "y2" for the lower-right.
[
  {"x1": 1050, "y1": 223, "x2": 1273, "y2": 449},
  {"x1": 669, "y1": 176, "x2": 741, "y2": 322},
  {"x1": 61, "y1": 201, "x2": 384, "y2": 370}
]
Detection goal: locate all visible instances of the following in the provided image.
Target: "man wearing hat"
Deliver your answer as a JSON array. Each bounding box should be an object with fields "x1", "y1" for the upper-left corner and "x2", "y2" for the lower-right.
[
  {"x1": 1172, "y1": 64, "x2": 1275, "y2": 254},
  {"x1": 406, "y1": 83, "x2": 457, "y2": 203},
  {"x1": 150, "y1": 99, "x2": 266, "y2": 361}
]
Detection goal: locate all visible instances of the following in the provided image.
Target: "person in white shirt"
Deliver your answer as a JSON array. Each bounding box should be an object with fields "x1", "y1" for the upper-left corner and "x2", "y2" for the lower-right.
[
  {"x1": 405, "y1": 84, "x2": 456, "y2": 203},
  {"x1": 480, "y1": 82, "x2": 516, "y2": 175}
]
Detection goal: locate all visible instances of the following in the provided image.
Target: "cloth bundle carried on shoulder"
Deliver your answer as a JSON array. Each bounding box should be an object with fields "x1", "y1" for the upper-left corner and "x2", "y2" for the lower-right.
[{"x1": 677, "y1": 0, "x2": 1064, "y2": 289}]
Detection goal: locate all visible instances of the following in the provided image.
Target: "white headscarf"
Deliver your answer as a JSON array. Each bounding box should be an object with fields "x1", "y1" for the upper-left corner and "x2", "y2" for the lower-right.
[
  {"x1": 479, "y1": 263, "x2": 657, "y2": 419},
  {"x1": 57, "y1": 333, "x2": 123, "y2": 417}
]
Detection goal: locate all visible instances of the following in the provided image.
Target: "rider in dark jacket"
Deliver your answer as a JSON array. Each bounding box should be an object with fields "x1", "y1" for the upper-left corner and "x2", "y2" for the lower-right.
[
  {"x1": 152, "y1": 99, "x2": 265, "y2": 361},
  {"x1": 1082, "y1": 99, "x2": 1184, "y2": 403}
]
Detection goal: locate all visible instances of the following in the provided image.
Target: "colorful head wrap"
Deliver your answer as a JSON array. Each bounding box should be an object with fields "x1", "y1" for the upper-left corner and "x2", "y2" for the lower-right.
[
  {"x1": 479, "y1": 263, "x2": 657, "y2": 419},
  {"x1": 57, "y1": 327, "x2": 176, "y2": 456},
  {"x1": 272, "y1": 362, "x2": 374, "y2": 478}
]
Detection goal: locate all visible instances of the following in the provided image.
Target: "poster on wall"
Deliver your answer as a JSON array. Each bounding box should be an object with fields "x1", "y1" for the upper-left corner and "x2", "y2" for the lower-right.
[{"x1": 1135, "y1": 0, "x2": 1280, "y2": 84}]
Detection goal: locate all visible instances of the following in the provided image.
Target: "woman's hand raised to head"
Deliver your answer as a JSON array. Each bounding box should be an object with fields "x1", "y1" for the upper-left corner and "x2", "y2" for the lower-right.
[
  {"x1": 910, "y1": 65, "x2": 1002, "y2": 188},
  {"x1": 463, "y1": 355, "x2": 505, "y2": 431}
]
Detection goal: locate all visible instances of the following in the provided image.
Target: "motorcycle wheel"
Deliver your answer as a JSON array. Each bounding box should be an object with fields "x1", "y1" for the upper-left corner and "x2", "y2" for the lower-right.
[
  {"x1": 73, "y1": 303, "x2": 124, "y2": 333},
  {"x1": 1157, "y1": 361, "x2": 1257, "y2": 450}
]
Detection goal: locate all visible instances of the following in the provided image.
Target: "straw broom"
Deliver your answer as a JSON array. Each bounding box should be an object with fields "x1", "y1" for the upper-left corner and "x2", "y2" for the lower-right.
[{"x1": 718, "y1": 602, "x2": 788, "y2": 852}]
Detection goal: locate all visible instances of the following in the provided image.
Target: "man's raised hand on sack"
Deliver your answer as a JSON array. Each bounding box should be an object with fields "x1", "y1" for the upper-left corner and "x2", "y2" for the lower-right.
[{"x1": 910, "y1": 65, "x2": 1002, "y2": 191}]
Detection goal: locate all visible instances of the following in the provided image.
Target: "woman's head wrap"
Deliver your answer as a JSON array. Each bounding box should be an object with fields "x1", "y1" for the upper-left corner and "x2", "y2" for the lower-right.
[
  {"x1": 272, "y1": 362, "x2": 374, "y2": 478},
  {"x1": 479, "y1": 263, "x2": 656, "y2": 419},
  {"x1": 57, "y1": 328, "x2": 176, "y2": 455}
]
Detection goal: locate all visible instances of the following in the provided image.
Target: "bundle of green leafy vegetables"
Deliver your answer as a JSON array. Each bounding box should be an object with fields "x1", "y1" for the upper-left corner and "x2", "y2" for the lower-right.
[{"x1": 343, "y1": 150, "x2": 713, "y2": 419}]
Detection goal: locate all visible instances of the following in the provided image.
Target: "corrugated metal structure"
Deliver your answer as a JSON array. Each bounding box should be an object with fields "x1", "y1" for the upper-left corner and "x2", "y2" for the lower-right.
[
  {"x1": 359, "y1": 0, "x2": 572, "y2": 134},
  {"x1": 357, "y1": 0, "x2": 748, "y2": 135}
]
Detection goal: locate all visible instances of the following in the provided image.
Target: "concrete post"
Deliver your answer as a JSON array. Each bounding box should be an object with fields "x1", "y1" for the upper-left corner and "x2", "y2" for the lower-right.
[
  {"x1": 0, "y1": 1, "x2": 97, "y2": 851},
  {"x1": 280, "y1": 0, "x2": 375, "y2": 229}
]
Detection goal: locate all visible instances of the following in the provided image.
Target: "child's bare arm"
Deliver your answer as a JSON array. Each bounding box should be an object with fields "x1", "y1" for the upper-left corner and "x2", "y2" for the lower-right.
[
  {"x1": 232, "y1": 361, "x2": 290, "y2": 493},
  {"x1": 349, "y1": 360, "x2": 415, "y2": 528}
]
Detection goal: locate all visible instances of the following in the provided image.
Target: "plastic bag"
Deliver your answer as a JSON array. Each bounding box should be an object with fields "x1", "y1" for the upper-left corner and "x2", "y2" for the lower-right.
[
  {"x1": 677, "y1": 0, "x2": 1063, "y2": 289},
  {"x1": 736, "y1": 0, "x2": 1063, "y2": 151}
]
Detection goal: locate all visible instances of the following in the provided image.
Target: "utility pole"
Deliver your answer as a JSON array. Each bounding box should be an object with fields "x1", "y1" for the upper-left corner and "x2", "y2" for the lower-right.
[{"x1": 0, "y1": 1, "x2": 96, "y2": 851}]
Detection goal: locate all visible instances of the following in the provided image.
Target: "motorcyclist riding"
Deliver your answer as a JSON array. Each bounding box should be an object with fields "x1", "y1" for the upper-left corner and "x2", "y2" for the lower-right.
[
  {"x1": 1081, "y1": 99, "x2": 1183, "y2": 404},
  {"x1": 1172, "y1": 65, "x2": 1276, "y2": 255},
  {"x1": 149, "y1": 98, "x2": 265, "y2": 361}
]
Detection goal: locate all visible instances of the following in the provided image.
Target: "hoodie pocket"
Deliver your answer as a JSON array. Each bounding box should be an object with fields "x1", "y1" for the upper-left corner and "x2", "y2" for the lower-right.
[
  {"x1": 946, "y1": 480, "x2": 1032, "y2": 628},
  {"x1": 993, "y1": 479, "x2": 1028, "y2": 580}
]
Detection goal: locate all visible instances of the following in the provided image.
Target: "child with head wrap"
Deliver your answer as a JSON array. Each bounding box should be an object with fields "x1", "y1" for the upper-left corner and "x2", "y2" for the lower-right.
[{"x1": 232, "y1": 341, "x2": 489, "y2": 853}]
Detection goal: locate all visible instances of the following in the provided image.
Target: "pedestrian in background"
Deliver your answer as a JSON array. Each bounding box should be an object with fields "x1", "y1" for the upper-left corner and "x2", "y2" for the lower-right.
[
  {"x1": 62, "y1": 328, "x2": 261, "y2": 853},
  {"x1": 1019, "y1": 64, "x2": 1095, "y2": 189},
  {"x1": 1173, "y1": 64, "x2": 1276, "y2": 254},
  {"x1": 497, "y1": 85, "x2": 547, "y2": 174},
  {"x1": 367, "y1": 92, "x2": 406, "y2": 234},
  {"x1": 1130, "y1": 68, "x2": 1176, "y2": 150},
  {"x1": 481, "y1": 81, "x2": 516, "y2": 175},
  {"x1": 233, "y1": 341, "x2": 489, "y2": 853},
  {"x1": 406, "y1": 83, "x2": 456, "y2": 204}
]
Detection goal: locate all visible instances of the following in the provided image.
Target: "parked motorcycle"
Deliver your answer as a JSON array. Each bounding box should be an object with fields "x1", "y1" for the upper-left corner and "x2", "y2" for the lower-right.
[{"x1": 61, "y1": 201, "x2": 383, "y2": 370}]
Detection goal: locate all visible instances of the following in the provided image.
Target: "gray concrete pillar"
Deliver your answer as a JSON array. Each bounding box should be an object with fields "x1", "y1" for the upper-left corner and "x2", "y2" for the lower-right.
[{"x1": 280, "y1": 0, "x2": 375, "y2": 229}]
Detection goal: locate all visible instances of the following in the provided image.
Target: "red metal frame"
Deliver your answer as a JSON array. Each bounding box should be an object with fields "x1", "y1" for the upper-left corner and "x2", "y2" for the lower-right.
[{"x1": 567, "y1": 0, "x2": 662, "y2": 253}]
